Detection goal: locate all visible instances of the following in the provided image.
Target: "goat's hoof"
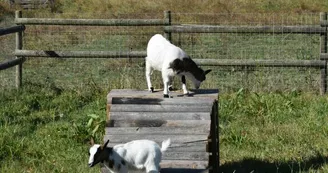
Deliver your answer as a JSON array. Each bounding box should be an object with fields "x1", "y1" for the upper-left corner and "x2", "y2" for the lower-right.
[
  {"x1": 163, "y1": 94, "x2": 169, "y2": 98},
  {"x1": 168, "y1": 86, "x2": 174, "y2": 91},
  {"x1": 184, "y1": 92, "x2": 191, "y2": 97},
  {"x1": 150, "y1": 87, "x2": 154, "y2": 93}
]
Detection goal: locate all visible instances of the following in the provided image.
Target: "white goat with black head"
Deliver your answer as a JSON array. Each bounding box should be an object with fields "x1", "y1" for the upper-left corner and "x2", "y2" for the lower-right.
[
  {"x1": 145, "y1": 34, "x2": 211, "y2": 98},
  {"x1": 88, "y1": 138, "x2": 171, "y2": 173}
]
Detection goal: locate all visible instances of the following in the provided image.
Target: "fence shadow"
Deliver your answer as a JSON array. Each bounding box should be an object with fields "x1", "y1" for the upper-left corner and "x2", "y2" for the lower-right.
[{"x1": 220, "y1": 153, "x2": 328, "y2": 173}]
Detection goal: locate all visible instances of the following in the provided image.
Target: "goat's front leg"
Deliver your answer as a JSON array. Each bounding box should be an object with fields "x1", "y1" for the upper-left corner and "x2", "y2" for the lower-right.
[
  {"x1": 181, "y1": 75, "x2": 189, "y2": 95},
  {"x1": 145, "y1": 59, "x2": 154, "y2": 92},
  {"x1": 168, "y1": 76, "x2": 174, "y2": 91},
  {"x1": 163, "y1": 77, "x2": 170, "y2": 98},
  {"x1": 162, "y1": 69, "x2": 173, "y2": 98}
]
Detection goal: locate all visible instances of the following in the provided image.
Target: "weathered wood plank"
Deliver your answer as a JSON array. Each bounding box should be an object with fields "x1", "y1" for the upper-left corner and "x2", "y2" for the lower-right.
[
  {"x1": 15, "y1": 18, "x2": 169, "y2": 26},
  {"x1": 104, "y1": 134, "x2": 208, "y2": 144},
  {"x1": 106, "y1": 141, "x2": 207, "y2": 152},
  {"x1": 162, "y1": 152, "x2": 209, "y2": 161},
  {"x1": 106, "y1": 126, "x2": 210, "y2": 135},
  {"x1": 110, "y1": 104, "x2": 212, "y2": 112},
  {"x1": 164, "y1": 25, "x2": 325, "y2": 34},
  {"x1": 101, "y1": 164, "x2": 209, "y2": 173},
  {"x1": 107, "y1": 120, "x2": 211, "y2": 128},
  {"x1": 161, "y1": 160, "x2": 208, "y2": 169},
  {"x1": 110, "y1": 97, "x2": 215, "y2": 105},
  {"x1": 107, "y1": 89, "x2": 219, "y2": 99},
  {"x1": 109, "y1": 112, "x2": 211, "y2": 120}
]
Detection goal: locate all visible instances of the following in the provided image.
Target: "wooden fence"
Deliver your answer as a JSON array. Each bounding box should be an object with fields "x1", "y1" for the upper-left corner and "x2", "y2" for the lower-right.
[
  {"x1": 8, "y1": 0, "x2": 54, "y2": 9},
  {"x1": 7, "y1": 11, "x2": 328, "y2": 94},
  {"x1": 0, "y1": 16, "x2": 26, "y2": 88}
]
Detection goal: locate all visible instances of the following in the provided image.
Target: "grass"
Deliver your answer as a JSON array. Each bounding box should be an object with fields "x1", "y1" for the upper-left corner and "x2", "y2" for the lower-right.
[
  {"x1": 0, "y1": 82, "x2": 105, "y2": 173},
  {"x1": 1, "y1": 83, "x2": 328, "y2": 172},
  {"x1": 1, "y1": 0, "x2": 328, "y2": 172},
  {"x1": 219, "y1": 89, "x2": 328, "y2": 172}
]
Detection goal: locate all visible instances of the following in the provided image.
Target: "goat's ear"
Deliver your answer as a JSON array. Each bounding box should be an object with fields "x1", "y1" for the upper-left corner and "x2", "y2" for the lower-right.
[
  {"x1": 205, "y1": 69, "x2": 212, "y2": 75},
  {"x1": 90, "y1": 137, "x2": 95, "y2": 146},
  {"x1": 102, "y1": 140, "x2": 110, "y2": 149}
]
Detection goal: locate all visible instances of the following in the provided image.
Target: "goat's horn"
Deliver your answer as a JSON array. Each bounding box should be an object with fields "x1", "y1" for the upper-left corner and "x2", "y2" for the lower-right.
[
  {"x1": 104, "y1": 140, "x2": 110, "y2": 148},
  {"x1": 90, "y1": 137, "x2": 95, "y2": 145}
]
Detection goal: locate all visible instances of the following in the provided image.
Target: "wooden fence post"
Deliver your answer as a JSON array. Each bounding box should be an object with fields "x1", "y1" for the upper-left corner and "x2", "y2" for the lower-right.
[
  {"x1": 15, "y1": 10, "x2": 23, "y2": 89},
  {"x1": 320, "y1": 12, "x2": 327, "y2": 95},
  {"x1": 164, "y1": 11, "x2": 172, "y2": 42}
]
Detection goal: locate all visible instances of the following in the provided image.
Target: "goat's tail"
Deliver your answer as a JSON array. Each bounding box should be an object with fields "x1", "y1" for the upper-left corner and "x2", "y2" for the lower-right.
[{"x1": 161, "y1": 138, "x2": 171, "y2": 153}]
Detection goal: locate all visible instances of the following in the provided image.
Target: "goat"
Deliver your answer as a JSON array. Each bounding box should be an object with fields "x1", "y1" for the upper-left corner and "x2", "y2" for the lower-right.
[
  {"x1": 145, "y1": 34, "x2": 211, "y2": 98},
  {"x1": 88, "y1": 138, "x2": 171, "y2": 173}
]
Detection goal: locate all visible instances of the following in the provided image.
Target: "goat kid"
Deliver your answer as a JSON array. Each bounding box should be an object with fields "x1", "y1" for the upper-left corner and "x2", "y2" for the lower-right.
[
  {"x1": 88, "y1": 138, "x2": 171, "y2": 173},
  {"x1": 145, "y1": 34, "x2": 211, "y2": 98}
]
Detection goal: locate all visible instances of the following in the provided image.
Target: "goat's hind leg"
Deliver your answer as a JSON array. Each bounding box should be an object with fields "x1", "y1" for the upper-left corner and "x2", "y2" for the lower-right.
[{"x1": 145, "y1": 59, "x2": 154, "y2": 92}]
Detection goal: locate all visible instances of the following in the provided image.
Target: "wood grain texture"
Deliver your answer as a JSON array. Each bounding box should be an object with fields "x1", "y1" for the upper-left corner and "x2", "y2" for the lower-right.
[
  {"x1": 105, "y1": 126, "x2": 210, "y2": 135},
  {"x1": 104, "y1": 134, "x2": 208, "y2": 144},
  {"x1": 106, "y1": 120, "x2": 211, "y2": 128},
  {"x1": 110, "y1": 104, "x2": 212, "y2": 112},
  {"x1": 107, "y1": 89, "x2": 219, "y2": 101},
  {"x1": 164, "y1": 25, "x2": 325, "y2": 34},
  {"x1": 110, "y1": 97, "x2": 215, "y2": 105},
  {"x1": 101, "y1": 160, "x2": 209, "y2": 173},
  {"x1": 110, "y1": 112, "x2": 211, "y2": 120},
  {"x1": 103, "y1": 89, "x2": 218, "y2": 172}
]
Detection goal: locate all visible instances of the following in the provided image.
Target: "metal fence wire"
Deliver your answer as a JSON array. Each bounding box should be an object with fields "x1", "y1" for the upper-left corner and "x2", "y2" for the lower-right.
[{"x1": 0, "y1": 12, "x2": 326, "y2": 93}]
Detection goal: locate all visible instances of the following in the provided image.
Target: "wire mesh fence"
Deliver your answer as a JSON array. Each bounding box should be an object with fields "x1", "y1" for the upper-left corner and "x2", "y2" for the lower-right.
[
  {"x1": 0, "y1": 12, "x2": 325, "y2": 93},
  {"x1": 0, "y1": 15, "x2": 17, "y2": 90}
]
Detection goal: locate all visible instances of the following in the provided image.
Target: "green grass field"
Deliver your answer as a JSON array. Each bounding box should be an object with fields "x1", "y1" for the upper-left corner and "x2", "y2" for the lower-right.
[
  {"x1": 2, "y1": 84, "x2": 328, "y2": 172},
  {"x1": 1, "y1": 0, "x2": 328, "y2": 172}
]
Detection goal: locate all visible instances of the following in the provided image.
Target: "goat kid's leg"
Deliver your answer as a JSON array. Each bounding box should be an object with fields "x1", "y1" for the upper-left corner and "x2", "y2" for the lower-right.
[
  {"x1": 163, "y1": 78, "x2": 170, "y2": 98},
  {"x1": 145, "y1": 59, "x2": 154, "y2": 92},
  {"x1": 147, "y1": 171, "x2": 159, "y2": 173},
  {"x1": 162, "y1": 70, "x2": 172, "y2": 98},
  {"x1": 168, "y1": 76, "x2": 174, "y2": 91},
  {"x1": 181, "y1": 75, "x2": 189, "y2": 95},
  {"x1": 145, "y1": 164, "x2": 159, "y2": 173}
]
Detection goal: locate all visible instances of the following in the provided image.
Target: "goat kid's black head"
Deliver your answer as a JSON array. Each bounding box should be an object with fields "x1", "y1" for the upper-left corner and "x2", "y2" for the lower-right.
[
  {"x1": 191, "y1": 68, "x2": 212, "y2": 89},
  {"x1": 88, "y1": 140, "x2": 111, "y2": 167},
  {"x1": 170, "y1": 58, "x2": 212, "y2": 89}
]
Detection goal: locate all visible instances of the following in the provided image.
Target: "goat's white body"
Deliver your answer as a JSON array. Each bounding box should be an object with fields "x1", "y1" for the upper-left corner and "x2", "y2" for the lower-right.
[
  {"x1": 145, "y1": 34, "x2": 192, "y2": 95},
  {"x1": 112, "y1": 140, "x2": 167, "y2": 172},
  {"x1": 146, "y1": 34, "x2": 187, "y2": 71},
  {"x1": 89, "y1": 139, "x2": 170, "y2": 173}
]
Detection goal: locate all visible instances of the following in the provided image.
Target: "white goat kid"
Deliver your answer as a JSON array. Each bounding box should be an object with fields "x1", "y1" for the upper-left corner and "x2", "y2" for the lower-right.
[
  {"x1": 88, "y1": 138, "x2": 171, "y2": 173},
  {"x1": 145, "y1": 34, "x2": 211, "y2": 98}
]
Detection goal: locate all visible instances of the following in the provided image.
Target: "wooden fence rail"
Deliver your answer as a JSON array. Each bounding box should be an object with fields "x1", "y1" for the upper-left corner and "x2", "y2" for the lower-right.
[
  {"x1": 14, "y1": 50, "x2": 147, "y2": 58},
  {"x1": 193, "y1": 59, "x2": 326, "y2": 68},
  {"x1": 15, "y1": 18, "x2": 170, "y2": 26},
  {"x1": 164, "y1": 25, "x2": 326, "y2": 34},
  {"x1": 0, "y1": 25, "x2": 25, "y2": 36},
  {"x1": 13, "y1": 50, "x2": 326, "y2": 68},
  {"x1": 4, "y1": 10, "x2": 328, "y2": 94},
  {"x1": 0, "y1": 57, "x2": 26, "y2": 70}
]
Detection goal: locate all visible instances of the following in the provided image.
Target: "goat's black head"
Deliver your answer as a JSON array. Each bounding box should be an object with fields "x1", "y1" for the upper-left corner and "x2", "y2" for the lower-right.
[
  {"x1": 169, "y1": 57, "x2": 212, "y2": 89},
  {"x1": 88, "y1": 140, "x2": 112, "y2": 167}
]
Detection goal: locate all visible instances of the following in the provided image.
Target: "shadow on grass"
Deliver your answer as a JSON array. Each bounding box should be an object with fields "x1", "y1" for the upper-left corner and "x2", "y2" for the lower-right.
[{"x1": 220, "y1": 153, "x2": 328, "y2": 173}]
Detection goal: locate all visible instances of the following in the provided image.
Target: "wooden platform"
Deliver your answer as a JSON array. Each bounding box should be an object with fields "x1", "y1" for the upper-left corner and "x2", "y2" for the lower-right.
[{"x1": 103, "y1": 89, "x2": 219, "y2": 173}]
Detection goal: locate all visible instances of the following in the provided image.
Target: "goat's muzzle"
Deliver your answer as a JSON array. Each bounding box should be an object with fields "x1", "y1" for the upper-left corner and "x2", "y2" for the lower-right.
[{"x1": 89, "y1": 163, "x2": 95, "y2": 167}]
